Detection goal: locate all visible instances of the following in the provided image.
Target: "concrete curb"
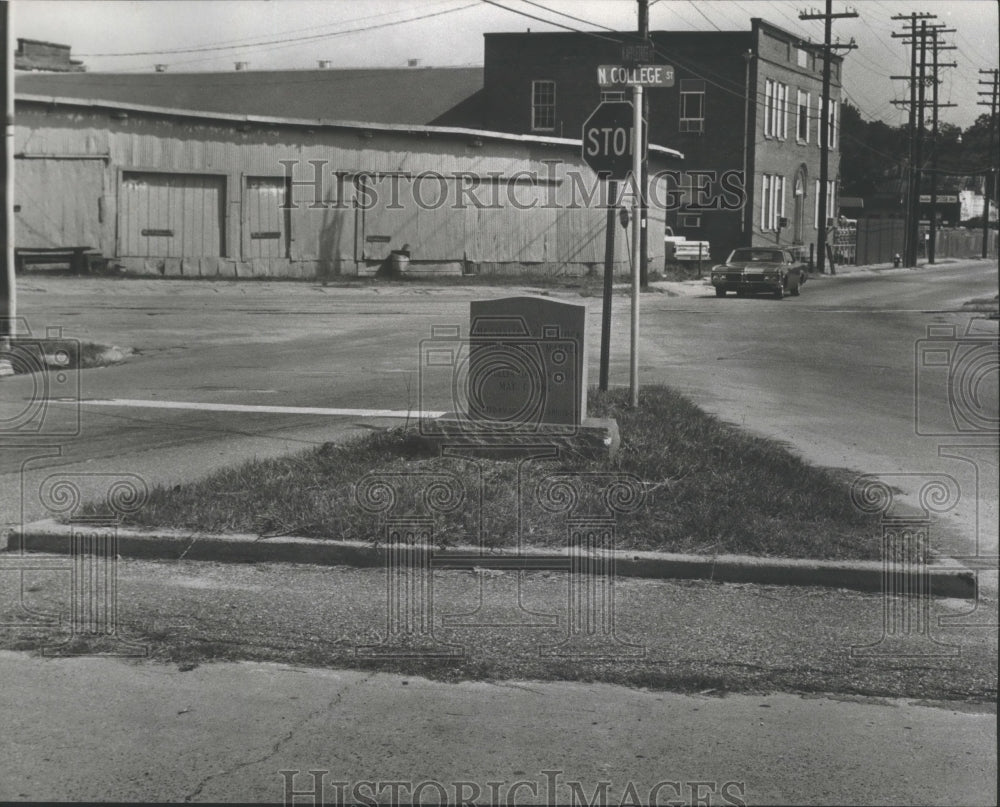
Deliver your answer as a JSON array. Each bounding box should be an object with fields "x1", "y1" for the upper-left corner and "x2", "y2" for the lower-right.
[{"x1": 5, "y1": 519, "x2": 978, "y2": 599}]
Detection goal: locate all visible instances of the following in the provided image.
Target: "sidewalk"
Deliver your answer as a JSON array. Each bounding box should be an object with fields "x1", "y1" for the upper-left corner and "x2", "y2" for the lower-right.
[
  {"x1": 1, "y1": 650, "x2": 994, "y2": 804},
  {"x1": 651, "y1": 255, "x2": 997, "y2": 297}
]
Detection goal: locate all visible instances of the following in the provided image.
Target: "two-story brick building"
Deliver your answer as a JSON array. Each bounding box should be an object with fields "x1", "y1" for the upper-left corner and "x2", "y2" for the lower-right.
[{"x1": 481, "y1": 19, "x2": 843, "y2": 262}]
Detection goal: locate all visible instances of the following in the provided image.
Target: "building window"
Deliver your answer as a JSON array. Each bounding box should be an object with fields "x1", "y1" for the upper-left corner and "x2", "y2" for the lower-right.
[
  {"x1": 600, "y1": 90, "x2": 625, "y2": 102},
  {"x1": 763, "y1": 79, "x2": 788, "y2": 139},
  {"x1": 762, "y1": 174, "x2": 786, "y2": 231},
  {"x1": 531, "y1": 80, "x2": 556, "y2": 131},
  {"x1": 679, "y1": 79, "x2": 705, "y2": 133},
  {"x1": 814, "y1": 179, "x2": 836, "y2": 227},
  {"x1": 764, "y1": 79, "x2": 774, "y2": 137},
  {"x1": 797, "y1": 90, "x2": 810, "y2": 143},
  {"x1": 828, "y1": 100, "x2": 838, "y2": 149},
  {"x1": 797, "y1": 48, "x2": 808, "y2": 68}
]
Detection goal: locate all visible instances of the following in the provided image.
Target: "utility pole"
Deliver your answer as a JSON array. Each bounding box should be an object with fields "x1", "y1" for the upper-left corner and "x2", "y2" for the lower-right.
[
  {"x1": 921, "y1": 26, "x2": 956, "y2": 264},
  {"x1": 1, "y1": 0, "x2": 15, "y2": 369},
  {"x1": 800, "y1": 2, "x2": 857, "y2": 275},
  {"x1": 891, "y1": 12, "x2": 936, "y2": 267},
  {"x1": 978, "y1": 68, "x2": 999, "y2": 259},
  {"x1": 637, "y1": 0, "x2": 649, "y2": 289}
]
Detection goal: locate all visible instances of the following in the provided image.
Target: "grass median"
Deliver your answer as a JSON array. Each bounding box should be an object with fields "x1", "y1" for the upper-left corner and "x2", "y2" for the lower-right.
[{"x1": 82, "y1": 385, "x2": 883, "y2": 560}]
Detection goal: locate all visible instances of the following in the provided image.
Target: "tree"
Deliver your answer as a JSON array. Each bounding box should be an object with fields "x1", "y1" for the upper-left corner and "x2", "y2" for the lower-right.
[{"x1": 839, "y1": 103, "x2": 907, "y2": 198}]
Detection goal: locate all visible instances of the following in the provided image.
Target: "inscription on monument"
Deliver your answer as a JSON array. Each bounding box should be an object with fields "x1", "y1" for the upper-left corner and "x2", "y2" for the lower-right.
[{"x1": 468, "y1": 296, "x2": 588, "y2": 427}]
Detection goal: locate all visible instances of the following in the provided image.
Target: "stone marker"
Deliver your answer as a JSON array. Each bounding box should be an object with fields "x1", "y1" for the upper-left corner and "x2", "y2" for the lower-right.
[
  {"x1": 423, "y1": 295, "x2": 619, "y2": 460},
  {"x1": 468, "y1": 296, "x2": 587, "y2": 428}
]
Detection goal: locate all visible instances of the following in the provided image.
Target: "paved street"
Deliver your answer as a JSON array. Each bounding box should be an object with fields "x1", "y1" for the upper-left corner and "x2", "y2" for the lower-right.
[
  {"x1": 1, "y1": 648, "x2": 994, "y2": 804},
  {"x1": 1, "y1": 260, "x2": 998, "y2": 804},
  {"x1": 3, "y1": 261, "x2": 997, "y2": 563}
]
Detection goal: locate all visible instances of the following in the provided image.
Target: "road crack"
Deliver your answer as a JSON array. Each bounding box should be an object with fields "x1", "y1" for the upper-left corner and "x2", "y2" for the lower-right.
[{"x1": 182, "y1": 671, "x2": 373, "y2": 802}]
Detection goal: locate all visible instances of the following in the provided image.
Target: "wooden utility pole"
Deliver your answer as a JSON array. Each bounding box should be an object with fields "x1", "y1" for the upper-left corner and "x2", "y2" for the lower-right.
[
  {"x1": 800, "y1": 2, "x2": 857, "y2": 275},
  {"x1": 891, "y1": 12, "x2": 936, "y2": 267},
  {"x1": 1, "y1": 0, "x2": 15, "y2": 366},
  {"x1": 978, "y1": 68, "x2": 999, "y2": 259},
  {"x1": 921, "y1": 26, "x2": 956, "y2": 264}
]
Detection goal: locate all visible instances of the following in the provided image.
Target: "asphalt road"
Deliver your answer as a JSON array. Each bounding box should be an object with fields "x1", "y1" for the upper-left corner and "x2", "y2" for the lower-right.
[
  {"x1": 1, "y1": 261, "x2": 997, "y2": 805},
  {"x1": 3, "y1": 261, "x2": 997, "y2": 563}
]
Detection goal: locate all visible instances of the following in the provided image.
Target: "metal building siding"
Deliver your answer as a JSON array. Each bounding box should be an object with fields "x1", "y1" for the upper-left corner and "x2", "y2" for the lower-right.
[
  {"x1": 243, "y1": 177, "x2": 290, "y2": 259},
  {"x1": 13, "y1": 158, "x2": 104, "y2": 249},
  {"x1": 14, "y1": 102, "x2": 682, "y2": 272},
  {"x1": 119, "y1": 172, "x2": 225, "y2": 257}
]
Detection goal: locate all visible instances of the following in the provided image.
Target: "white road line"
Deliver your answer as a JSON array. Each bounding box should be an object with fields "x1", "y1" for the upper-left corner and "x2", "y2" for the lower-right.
[{"x1": 52, "y1": 398, "x2": 445, "y2": 418}]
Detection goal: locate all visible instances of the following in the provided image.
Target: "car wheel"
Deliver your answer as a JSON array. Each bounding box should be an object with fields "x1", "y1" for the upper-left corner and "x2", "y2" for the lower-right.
[{"x1": 715, "y1": 286, "x2": 726, "y2": 297}]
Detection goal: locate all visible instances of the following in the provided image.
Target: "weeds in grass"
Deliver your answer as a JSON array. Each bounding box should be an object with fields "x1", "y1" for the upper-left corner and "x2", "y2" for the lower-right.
[{"x1": 81, "y1": 385, "x2": 883, "y2": 559}]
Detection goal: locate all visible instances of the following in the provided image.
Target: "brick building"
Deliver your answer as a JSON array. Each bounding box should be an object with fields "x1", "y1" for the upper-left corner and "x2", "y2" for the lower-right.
[
  {"x1": 14, "y1": 39, "x2": 86, "y2": 72},
  {"x1": 480, "y1": 19, "x2": 843, "y2": 262}
]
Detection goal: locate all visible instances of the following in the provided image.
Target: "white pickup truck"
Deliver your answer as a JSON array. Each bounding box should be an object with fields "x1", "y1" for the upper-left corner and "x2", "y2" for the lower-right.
[{"x1": 664, "y1": 229, "x2": 711, "y2": 262}]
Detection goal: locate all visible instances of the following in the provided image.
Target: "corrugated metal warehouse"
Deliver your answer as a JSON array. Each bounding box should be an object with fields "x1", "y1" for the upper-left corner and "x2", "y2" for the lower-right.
[{"x1": 13, "y1": 95, "x2": 682, "y2": 279}]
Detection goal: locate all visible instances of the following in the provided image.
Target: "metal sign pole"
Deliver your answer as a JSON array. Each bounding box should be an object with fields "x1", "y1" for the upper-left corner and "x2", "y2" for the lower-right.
[
  {"x1": 629, "y1": 85, "x2": 642, "y2": 408},
  {"x1": 1, "y1": 1, "x2": 16, "y2": 362}
]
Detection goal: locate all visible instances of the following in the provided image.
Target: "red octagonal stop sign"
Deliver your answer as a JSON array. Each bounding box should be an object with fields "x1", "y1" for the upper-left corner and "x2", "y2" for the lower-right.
[{"x1": 581, "y1": 100, "x2": 646, "y2": 180}]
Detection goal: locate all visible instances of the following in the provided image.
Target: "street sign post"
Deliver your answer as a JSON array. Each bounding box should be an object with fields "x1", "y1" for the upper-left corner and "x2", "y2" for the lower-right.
[{"x1": 581, "y1": 101, "x2": 646, "y2": 181}]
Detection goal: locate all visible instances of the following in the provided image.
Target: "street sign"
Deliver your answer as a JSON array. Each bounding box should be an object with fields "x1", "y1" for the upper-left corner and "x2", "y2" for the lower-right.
[
  {"x1": 621, "y1": 43, "x2": 654, "y2": 64},
  {"x1": 581, "y1": 101, "x2": 646, "y2": 180},
  {"x1": 597, "y1": 64, "x2": 674, "y2": 88}
]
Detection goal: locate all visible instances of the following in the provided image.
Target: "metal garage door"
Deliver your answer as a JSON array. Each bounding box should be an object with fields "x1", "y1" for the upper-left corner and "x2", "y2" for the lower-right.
[
  {"x1": 244, "y1": 177, "x2": 291, "y2": 259},
  {"x1": 14, "y1": 157, "x2": 104, "y2": 249},
  {"x1": 119, "y1": 172, "x2": 226, "y2": 257}
]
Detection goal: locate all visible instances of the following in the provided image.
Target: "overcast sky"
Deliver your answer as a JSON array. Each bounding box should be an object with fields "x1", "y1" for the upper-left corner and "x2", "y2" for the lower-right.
[{"x1": 13, "y1": 0, "x2": 1000, "y2": 129}]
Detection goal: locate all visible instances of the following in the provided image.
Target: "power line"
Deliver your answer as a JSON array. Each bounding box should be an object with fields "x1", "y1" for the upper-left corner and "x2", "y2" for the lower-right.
[
  {"x1": 478, "y1": 0, "x2": 622, "y2": 44},
  {"x1": 685, "y1": 1, "x2": 723, "y2": 32},
  {"x1": 511, "y1": 0, "x2": 617, "y2": 32},
  {"x1": 78, "y1": 2, "x2": 478, "y2": 58},
  {"x1": 77, "y1": 0, "x2": 459, "y2": 57}
]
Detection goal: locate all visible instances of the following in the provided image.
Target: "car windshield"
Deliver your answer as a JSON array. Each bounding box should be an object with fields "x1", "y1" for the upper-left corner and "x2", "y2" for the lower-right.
[{"x1": 729, "y1": 249, "x2": 784, "y2": 263}]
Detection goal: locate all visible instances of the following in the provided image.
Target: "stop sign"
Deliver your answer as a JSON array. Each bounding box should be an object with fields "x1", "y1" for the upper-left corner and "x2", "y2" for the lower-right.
[{"x1": 581, "y1": 101, "x2": 646, "y2": 180}]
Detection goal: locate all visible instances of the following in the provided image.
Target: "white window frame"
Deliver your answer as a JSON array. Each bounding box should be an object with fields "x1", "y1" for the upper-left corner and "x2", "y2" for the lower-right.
[
  {"x1": 762, "y1": 174, "x2": 786, "y2": 231},
  {"x1": 678, "y1": 213, "x2": 702, "y2": 228},
  {"x1": 828, "y1": 101, "x2": 838, "y2": 149},
  {"x1": 763, "y1": 79, "x2": 775, "y2": 138},
  {"x1": 814, "y1": 180, "x2": 836, "y2": 227},
  {"x1": 796, "y1": 90, "x2": 810, "y2": 143},
  {"x1": 531, "y1": 79, "x2": 556, "y2": 132},
  {"x1": 680, "y1": 79, "x2": 706, "y2": 133},
  {"x1": 797, "y1": 48, "x2": 808, "y2": 68},
  {"x1": 778, "y1": 83, "x2": 788, "y2": 140}
]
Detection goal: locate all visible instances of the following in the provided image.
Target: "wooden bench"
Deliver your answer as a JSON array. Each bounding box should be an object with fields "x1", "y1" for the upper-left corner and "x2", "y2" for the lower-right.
[{"x1": 15, "y1": 247, "x2": 107, "y2": 274}]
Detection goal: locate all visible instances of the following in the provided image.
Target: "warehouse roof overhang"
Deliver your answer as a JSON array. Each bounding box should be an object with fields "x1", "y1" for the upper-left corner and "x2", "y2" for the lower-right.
[{"x1": 14, "y1": 93, "x2": 684, "y2": 162}]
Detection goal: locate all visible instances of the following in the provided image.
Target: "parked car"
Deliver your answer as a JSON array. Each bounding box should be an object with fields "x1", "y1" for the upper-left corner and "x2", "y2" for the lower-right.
[{"x1": 710, "y1": 247, "x2": 807, "y2": 299}]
